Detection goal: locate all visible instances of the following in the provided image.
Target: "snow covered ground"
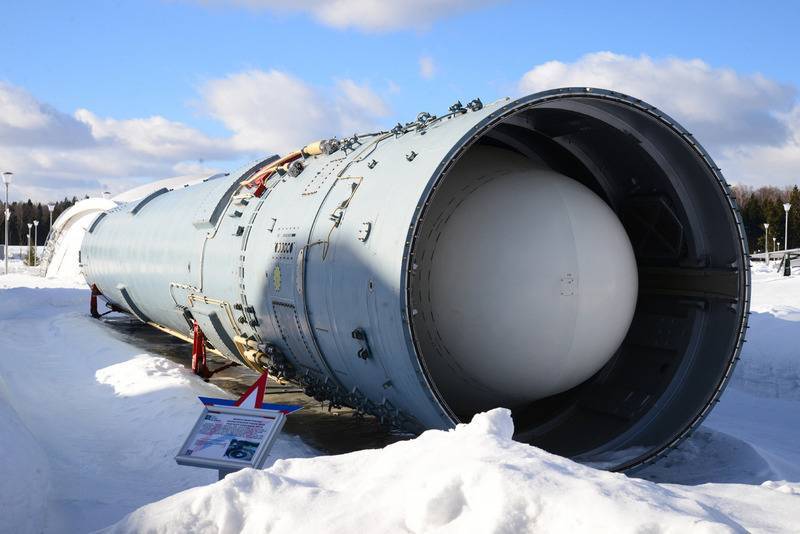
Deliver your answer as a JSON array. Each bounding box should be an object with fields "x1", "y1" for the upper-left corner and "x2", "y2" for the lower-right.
[
  {"x1": 1, "y1": 261, "x2": 799, "y2": 533},
  {"x1": 105, "y1": 409, "x2": 800, "y2": 534},
  {"x1": 0, "y1": 267, "x2": 315, "y2": 534}
]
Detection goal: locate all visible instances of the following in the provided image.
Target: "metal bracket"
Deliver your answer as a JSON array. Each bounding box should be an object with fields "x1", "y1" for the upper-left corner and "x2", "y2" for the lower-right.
[
  {"x1": 357, "y1": 222, "x2": 372, "y2": 242},
  {"x1": 449, "y1": 100, "x2": 466, "y2": 114},
  {"x1": 351, "y1": 328, "x2": 371, "y2": 360},
  {"x1": 560, "y1": 273, "x2": 575, "y2": 296},
  {"x1": 288, "y1": 160, "x2": 304, "y2": 177},
  {"x1": 467, "y1": 98, "x2": 483, "y2": 111}
]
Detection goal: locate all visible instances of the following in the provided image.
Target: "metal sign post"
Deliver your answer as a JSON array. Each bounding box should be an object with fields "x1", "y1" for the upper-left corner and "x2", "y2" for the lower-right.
[
  {"x1": 176, "y1": 372, "x2": 302, "y2": 480},
  {"x1": 176, "y1": 405, "x2": 286, "y2": 479}
]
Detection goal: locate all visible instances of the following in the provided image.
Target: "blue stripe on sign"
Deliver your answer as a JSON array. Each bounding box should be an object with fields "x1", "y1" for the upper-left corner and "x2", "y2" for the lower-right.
[{"x1": 197, "y1": 396, "x2": 303, "y2": 413}]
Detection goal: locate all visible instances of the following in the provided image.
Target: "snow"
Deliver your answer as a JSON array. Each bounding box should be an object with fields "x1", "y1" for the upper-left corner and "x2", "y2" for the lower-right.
[
  {"x1": 730, "y1": 262, "x2": 800, "y2": 400},
  {"x1": 0, "y1": 266, "x2": 314, "y2": 533},
  {"x1": 0, "y1": 377, "x2": 49, "y2": 533},
  {"x1": 0, "y1": 260, "x2": 799, "y2": 533},
  {"x1": 703, "y1": 389, "x2": 800, "y2": 481},
  {"x1": 103, "y1": 409, "x2": 800, "y2": 534}
]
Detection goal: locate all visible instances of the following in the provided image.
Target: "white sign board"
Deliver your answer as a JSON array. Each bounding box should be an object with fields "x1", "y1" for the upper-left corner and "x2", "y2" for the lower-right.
[{"x1": 175, "y1": 405, "x2": 286, "y2": 471}]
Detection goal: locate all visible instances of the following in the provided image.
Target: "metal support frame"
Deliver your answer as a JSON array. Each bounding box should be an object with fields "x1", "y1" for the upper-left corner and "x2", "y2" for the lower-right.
[
  {"x1": 192, "y1": 320, "x2": 212, "y2": 379},
  {"x1": 90, "y1": 284, "x2": 102, "y2": 319},
  {"x1": 90, "y1": 284, "x2": 126, "y2": 318},
  {"x1": 92, "y1": 285, "x2": 237, "y2": 379},
  {"x1": 192, "y1": 320, "x2": 238, "y2": 380}
]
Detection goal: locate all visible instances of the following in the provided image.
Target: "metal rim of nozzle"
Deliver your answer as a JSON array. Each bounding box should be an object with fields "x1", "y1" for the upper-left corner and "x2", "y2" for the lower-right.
[{"x1": 402, "y1": 87, "x2": 750, "y2": 472}]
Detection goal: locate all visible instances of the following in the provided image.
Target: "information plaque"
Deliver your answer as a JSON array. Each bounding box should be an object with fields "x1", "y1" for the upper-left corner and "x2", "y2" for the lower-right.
[{"x1": 175, "y1": 405, "x2": 286, "y2": 472}]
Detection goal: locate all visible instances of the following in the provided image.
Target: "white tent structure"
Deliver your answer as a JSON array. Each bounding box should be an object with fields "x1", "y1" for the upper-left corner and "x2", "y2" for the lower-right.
[{"x1": 43, "y1": 198, "x2": 117, "y2": 279}]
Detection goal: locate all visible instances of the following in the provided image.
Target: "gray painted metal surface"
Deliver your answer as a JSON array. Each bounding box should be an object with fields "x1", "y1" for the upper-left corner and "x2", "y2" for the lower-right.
[{"x1": 81, "y1": 88, "x2": 750, "y2": 471}]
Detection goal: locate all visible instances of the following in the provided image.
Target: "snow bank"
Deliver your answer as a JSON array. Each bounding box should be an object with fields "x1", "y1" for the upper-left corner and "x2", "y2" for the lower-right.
[
  {"x1": 0, "y1": 380, "x2": 50, "y2": 534},
  {"x1": 730, "y1": 269, "x2": 800, "y2": 400},
  {"x1": 636, "y1": 427, "x2": 773, "y2": 485},
  {"x1": 104, "y1": 409, "x2": 800, "y2": 534},
  {"x1": 0, "y1": 275, "x2": 315, "y2": 533},
  {"x1": 2, "y1": 253, "x2": 799, "y2": 533},
  {"x1": 700, "y1": 388, "x2": 800, "y2": 482}
]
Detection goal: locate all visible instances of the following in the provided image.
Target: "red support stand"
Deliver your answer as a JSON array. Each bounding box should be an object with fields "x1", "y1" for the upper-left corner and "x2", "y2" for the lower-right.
[
  {"x1": 192, "y1": 320, "x2": 212, "y2": 379},
  {"x1": 90, "y1": 284, "x2": 102, "y2": 319}
]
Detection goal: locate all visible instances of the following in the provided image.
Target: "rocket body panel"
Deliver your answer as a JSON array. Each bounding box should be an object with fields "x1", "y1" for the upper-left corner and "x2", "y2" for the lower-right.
[{"x1": 82, "y1": 102, "x2": 497, "y2": 430}]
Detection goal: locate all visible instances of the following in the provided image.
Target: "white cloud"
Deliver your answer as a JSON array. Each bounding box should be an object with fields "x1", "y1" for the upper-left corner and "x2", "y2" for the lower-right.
[
  {"x1": 193, "y1": 0, "x2": 498, "y2": 31},
  {"x1": 419, "y1": 56, "x2": 436, "y2": 80},
  {"x1": 201, "y1": 69, "x2": 390, "y2": 153},
  {"x1": 0, "y1": 82, "x2": 94, "y2": 148},
  {"x1": 0, "y1": 82, "x2": 235, "y2": 201},
  {"x1": 13, "y1": 51, "x2": 798, "y2": 201},
  {"x1": 201, "y1": 70, "x2": 324, "y2": 153},
  {"x1": 0, "y1": 71, "x2": 393, "y2": 200},
  {"x1": 74, "y1": 109, "x2": 232, "y2": 160},
  {"x1": 0, "y1": 82, "x2": 53, "y2": 130},
  {"x1": 518, "y1": 52, "x2": 800, "y2": 187},
  {"x1": 335, "y1": 79, "x2": 391, "y2": 118},
  {"x1": 718, "y1": 106, "x2": 800, "y2": 187}
]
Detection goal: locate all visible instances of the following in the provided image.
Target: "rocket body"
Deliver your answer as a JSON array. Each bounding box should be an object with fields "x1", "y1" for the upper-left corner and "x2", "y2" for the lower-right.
[{"x1": 82, "y1": 89, "x2": 750, "y2": 471}]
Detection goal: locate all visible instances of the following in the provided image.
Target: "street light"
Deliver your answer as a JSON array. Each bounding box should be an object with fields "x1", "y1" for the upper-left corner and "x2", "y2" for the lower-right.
[
  {"x1": 783, "y1": 203, "x2": 791, "y2": 251},
  {"x1": 764, "y1": 222, "x2": 770, "y2": 262},
  {"x1": 26, "y1": 222, "x2": 32, "y2": 265},
  {"x1": 33, "y1": 220, "x2": 39, "y2": 266},
  {"x1": 47, "y1": 203, "x2": 54, "y2": 231},
  {"x1": 783, "y1": 203, "x2": 792, "y2": 277},
  {"x1": 2, "y1": 171, "x2": 12, "y2": 274}
]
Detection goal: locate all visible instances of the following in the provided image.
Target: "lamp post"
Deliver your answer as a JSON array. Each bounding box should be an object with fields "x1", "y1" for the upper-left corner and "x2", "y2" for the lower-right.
[
  {"x1": 26, "y1": 222, "x2": 32, "y2": 265},
  {"x1": 764, "y1": 223, "x2": 770, "y2": 262},
  {"x1": 783, "y1": 203, "x2": 791, "y2": 251},
  {"x1": 773, "y1": 237, "x2": 777, "y2": 257},
  {"x1": 2, "y1": 171, "x2": 12, "y2": 274},
  {"x1": 33, "y1": 220, "x2": 39, "y2": 266},
  {"x1": 783, "y1": 203, "x2": 792, "y2": 277}
]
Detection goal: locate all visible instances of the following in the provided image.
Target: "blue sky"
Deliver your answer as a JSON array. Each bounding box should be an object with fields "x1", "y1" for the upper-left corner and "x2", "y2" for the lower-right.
[{"x1": 1, "y1": 1, "x2": 798, "y2": 200}]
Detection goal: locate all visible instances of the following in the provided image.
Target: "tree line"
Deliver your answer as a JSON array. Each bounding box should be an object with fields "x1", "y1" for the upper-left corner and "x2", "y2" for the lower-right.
[
  {"x1": 1, "y1": 197, "x2": 80, "y2": 246},
  {"x1": 732, "y1": 185, "x2": 800, "y2": 254}
]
